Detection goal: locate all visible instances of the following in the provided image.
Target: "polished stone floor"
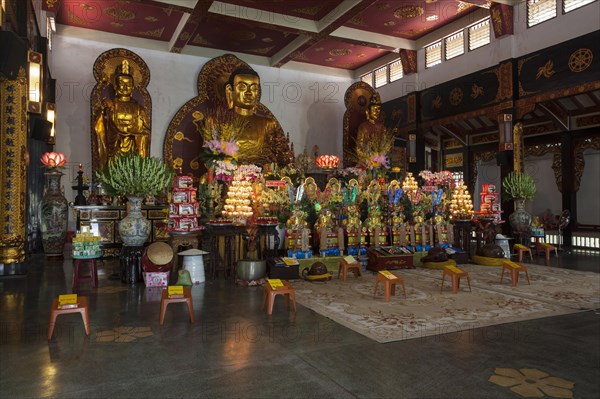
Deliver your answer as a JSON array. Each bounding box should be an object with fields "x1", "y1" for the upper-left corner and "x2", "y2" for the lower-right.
[{"x1": 1, "y1": 249, "x2": 598, "y2": 398}]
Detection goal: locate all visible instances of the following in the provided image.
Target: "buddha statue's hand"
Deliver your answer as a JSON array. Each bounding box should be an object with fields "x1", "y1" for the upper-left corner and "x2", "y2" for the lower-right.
[{"x1": 101, "y1": 98, "x2": 113, "y2": 109}]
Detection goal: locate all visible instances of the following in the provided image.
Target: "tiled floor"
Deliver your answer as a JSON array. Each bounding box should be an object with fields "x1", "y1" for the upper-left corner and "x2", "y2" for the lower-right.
[{"x1": 1, "y1": 249, "x2": 598, "y2": 398}]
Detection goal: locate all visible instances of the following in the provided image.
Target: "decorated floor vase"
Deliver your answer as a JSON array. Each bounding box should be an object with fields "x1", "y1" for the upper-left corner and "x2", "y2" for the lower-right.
[
  {"x1": 40, "y1": 169, "x2": 68, "y2": 257},
  {"x1": 118, "y1": 196, "x2": 151, "y2": 246},
  {"x1": 509, "y1": 198, "x2": 532, "y2": 230}
]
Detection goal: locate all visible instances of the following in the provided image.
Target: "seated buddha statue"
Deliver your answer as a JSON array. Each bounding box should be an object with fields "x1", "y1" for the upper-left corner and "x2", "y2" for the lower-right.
[
  {"x1": 222, "y1": 67, "x2": 293, "y2": 166},
  {"x1": 355, "y1": 93, "x2": 389, "y2": 166},
  {"x1": 95, "y1": 60, "x2": 150, "y2": 167}
]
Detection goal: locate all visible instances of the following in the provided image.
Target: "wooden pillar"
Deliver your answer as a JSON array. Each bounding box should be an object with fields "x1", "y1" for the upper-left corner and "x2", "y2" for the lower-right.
[{"x1": 560, "y1": 132, "x2": 574, "y2": 249}]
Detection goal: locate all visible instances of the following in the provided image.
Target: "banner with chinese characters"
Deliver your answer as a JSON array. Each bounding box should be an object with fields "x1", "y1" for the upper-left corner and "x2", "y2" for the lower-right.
[{"x1": 0, "y1": 69, "x2": 28, "y2": 264}]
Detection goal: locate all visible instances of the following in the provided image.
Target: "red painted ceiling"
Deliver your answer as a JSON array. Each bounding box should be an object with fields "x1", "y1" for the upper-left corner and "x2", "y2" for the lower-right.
[{"x1": 46, "y1": 0, "x2": 494, "y2": 71}]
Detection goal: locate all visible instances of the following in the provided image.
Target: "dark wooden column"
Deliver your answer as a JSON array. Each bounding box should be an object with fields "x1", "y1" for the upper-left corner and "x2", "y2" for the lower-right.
[{"x1": 560, "y1": 132, "x2": 574, "y2": 249}]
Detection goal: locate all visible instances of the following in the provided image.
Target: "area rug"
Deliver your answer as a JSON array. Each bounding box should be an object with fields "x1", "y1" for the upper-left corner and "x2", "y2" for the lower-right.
[{"x1": 292, "y1": 264, "x2": 600, "y2": 343}]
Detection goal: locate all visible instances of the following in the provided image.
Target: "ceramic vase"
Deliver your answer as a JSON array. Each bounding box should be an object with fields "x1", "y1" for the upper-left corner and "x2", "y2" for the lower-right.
[
  {"x1": 40, "y1": 169, "x2": 68, "y2": 257},
  {"x1": 118, "y1": 196, "x2": 151, "y2": 246},
  {"x1": 509, "y1": 198, "x2": 532, "y2": 230}
]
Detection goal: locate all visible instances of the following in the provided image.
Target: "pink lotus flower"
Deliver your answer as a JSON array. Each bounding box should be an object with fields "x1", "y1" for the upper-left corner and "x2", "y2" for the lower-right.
[{"x1": 41, "y1": 152, "x2": 67, "y2": 168}]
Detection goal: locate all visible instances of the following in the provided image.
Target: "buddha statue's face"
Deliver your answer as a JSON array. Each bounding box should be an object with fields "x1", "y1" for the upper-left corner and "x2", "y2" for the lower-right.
[
  {"x1": 367, "y1": 103, "x2": 381, "y2": 122},
  {"x1": 116, "y1": 75, "x2": 133, "y2": 98},
  {"x1": 230, "y1": 74, "x2": 259, "y2": 115}
]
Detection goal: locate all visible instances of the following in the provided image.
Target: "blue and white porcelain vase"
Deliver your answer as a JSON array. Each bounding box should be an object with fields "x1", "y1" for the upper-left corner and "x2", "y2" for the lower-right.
[
  {"x1": 118, "y1": 196, "x2": 151, "y2": 246},
  {"x1": 40, "y1": 169, "x2": 68, "y2": 257}
]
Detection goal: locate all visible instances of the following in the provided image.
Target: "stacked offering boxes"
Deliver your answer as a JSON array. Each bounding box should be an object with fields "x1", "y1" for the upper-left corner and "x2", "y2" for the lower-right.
[{"x1": 72, "y1": 230, "x2": 102, "y2": 258}]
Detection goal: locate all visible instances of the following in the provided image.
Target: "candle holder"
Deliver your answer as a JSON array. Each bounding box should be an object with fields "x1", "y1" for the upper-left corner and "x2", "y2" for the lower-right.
[{"x1": 72, "y1": 169, "x2": 89, "y2": 206}]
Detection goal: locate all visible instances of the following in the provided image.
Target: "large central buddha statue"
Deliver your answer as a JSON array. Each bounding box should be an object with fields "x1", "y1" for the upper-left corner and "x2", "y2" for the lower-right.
[{"x1": 222, "y1": 67, "x2": 292, "y2": 166}]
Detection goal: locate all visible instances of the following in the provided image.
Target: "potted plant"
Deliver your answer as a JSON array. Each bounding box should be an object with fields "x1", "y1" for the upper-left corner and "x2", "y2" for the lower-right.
[
  {"x1": 96, "y1": 153, "x2": 174, "y2": 246},
  {"x1": 502, "y1": 171, "x2": 536, "y2": 230}
]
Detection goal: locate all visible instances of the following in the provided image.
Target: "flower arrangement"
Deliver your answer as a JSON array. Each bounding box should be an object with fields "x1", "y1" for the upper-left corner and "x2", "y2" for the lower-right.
[
  {"x1": 235, "y1": 165, "x2": 262, "y2": 182},
  {"x1": 365, "y1": 153, "x2": 389, "y2": 169},
  {"x1": 260, "y1": 186, "x2": 291, "y2": 226},
  {"x1": 41, "y1": 152, "x2": 67, "y2": 168},
  {"x1": 213, "y1": 160, "x2": 237, "y2": 182},
  {"x1": 204, "y1": 139, "x2": 238, "y2": 158},
  {"x1": 354, "y1": 128, "x2": 395, "y2": 170},
  {"x1": 279, "y1": 164, "x2": 303, "y2": 186},
  {"x1": 502, "y1": 171, "x2": 536, "y2": 201},
  {"x1": 419, "y1": 170, "x2": 454, "y2": 187},
  {"x1": 96, "y1": 153, "x2": 174, "y2": 197}
]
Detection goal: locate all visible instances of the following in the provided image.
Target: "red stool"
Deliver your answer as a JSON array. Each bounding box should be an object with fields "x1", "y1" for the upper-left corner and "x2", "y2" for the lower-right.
[
  {"x1": 373, "y1": 271, "x2": 406, "y2": 302},
  {"x1": 72, "y1": 258, "x2": 99, "y2": 289},
  {"x1": 48, "y1": 296, "x2": 90, "y2": 340},
  {"x1": 159, "y1": 287, "x2": 194, "y2": 325},
  {"x1": 338, "y1": 258, "x2": 362, "y2": 281},
  {"x1": 441, "y1": 265, "x2": 471, "y2": 294},
  {"x1": 262, "y1": 281, "x2": 297, "y2": 315},
  {"x1": 539, "y1": 243, "x2": 558, "y2": 266},
  {"x1": 501, "y1": 261, "x2": 531, "y2": 287},
  {"x1": 514, "y1": 244, "x2": 533, "y2": 263}
]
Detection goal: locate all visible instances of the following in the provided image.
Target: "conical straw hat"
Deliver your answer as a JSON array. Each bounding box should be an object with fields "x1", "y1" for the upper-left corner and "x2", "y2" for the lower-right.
[{"x1": 145, "y1": 242, "x2": 173, "y2": 265}]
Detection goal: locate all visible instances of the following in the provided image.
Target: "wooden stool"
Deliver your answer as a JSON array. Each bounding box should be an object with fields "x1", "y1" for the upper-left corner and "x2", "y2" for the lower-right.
[
  {"x1": 373, "y1": 271, "x2": 406, "y2": 302},
  {"x1": 262, "y1": 281, "x2": 297, "y2": 315},
  {"x1": 72, "y1": 258, "x2": 99, "y2": 289},
  {"x1": 338, "y1": 258, "x2": 362, "y2": 281},
  {"x1": 501, "y1": 261, "x2": 530, "y2": 287},
  {"x1": 514, "y1": 243, "x2": 533, "y2": 263},
  {"x1": 48, "y1": 296, "x2": 90, "y2": 340},
  {"x1": 159, "y1": 287, "x2": 194, "y2": 325},
  {"x1": 441, "y1": 265, "x2": 471, "y2": 294},
  {"x1": 539, "y1": 243, "x2": 558, "y2": 266}
]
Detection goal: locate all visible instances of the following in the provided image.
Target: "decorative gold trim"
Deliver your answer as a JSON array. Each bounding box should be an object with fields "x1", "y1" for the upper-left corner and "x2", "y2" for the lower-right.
[{"x1": 568, "y1": 48, "x2": 593, "y2": 73}]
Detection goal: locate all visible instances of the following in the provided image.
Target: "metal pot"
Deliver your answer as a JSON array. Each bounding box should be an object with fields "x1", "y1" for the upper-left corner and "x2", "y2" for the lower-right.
[{"x1": 236, "y1": 259, "x2": 267, "y2": 280}]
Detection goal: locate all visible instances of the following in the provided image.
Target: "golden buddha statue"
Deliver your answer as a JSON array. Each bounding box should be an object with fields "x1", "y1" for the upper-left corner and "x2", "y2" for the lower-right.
[
  {"x1": 95, "y1": 60, "x2": 150, "y2": 167},
  {"x1": 356, "y1": 93, "x2": 385, "y2": 151},
  {"x1": 222, "y1": 67, "x2": 293, "y2": 166},
  {"x1": 354, "y1": 93, "x2": 394, "y2": 167}
]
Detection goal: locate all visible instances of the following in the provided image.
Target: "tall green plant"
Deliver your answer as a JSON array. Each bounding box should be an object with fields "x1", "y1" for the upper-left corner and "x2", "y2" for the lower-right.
[
  {"x1": 502, "y1": 171, "x2": 536, "y2": 201},
  {"x1": 96, "y1": 153, "x2": 174, "y2": 197}
]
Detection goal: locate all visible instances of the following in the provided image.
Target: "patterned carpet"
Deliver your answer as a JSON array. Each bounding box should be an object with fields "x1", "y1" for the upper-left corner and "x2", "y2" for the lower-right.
[{"x1": 293, "y1": 264, "x2": 600, "y2": 343}]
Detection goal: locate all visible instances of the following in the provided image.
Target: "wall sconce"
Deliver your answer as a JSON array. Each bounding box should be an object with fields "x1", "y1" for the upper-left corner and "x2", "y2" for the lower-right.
[
  {"x1": 27, "y1": 50, "x2": 43, "y2": 113},
  {"x1": 498, "y1": 113, "x2": 513, "y2": 151},
  {"x1": 408, "y1": 134, "x2": 416, "y2": 163},
  {"x1": 46, "y1": 102, "x2": 56, "y2": 145}
]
